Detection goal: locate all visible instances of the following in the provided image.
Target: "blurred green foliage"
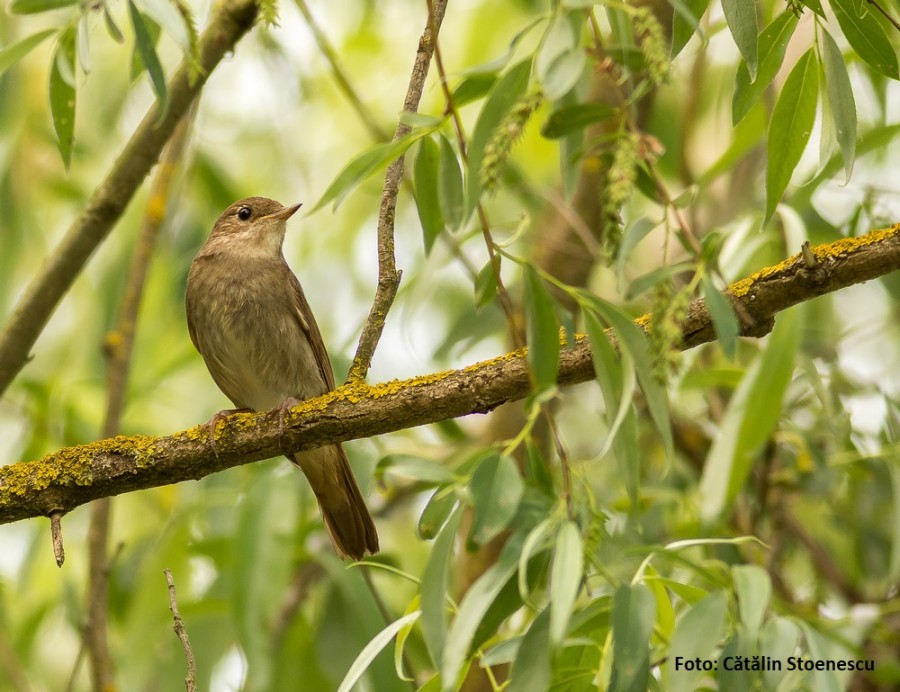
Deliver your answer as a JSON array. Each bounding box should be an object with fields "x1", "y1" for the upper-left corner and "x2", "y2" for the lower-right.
[{"x1": 1, "y1": 0, "x2": 899, "y2": 690}]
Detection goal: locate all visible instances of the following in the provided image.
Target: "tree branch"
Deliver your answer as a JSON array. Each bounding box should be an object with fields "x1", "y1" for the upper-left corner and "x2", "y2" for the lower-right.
[
  {"x1": 1, "y1": 224, "x2": 897, "y2": 523},
  {"x1": 347, "y1": 0, "x2": 448, "y2": 383},
  {"x1": 0, "y1": 0, "x2": 259, "y2": 398}
]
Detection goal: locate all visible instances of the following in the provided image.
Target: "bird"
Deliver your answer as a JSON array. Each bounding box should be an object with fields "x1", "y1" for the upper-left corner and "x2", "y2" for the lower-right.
[{"x1": 185, "y1": 196, "x2": 379, "y2": 560}]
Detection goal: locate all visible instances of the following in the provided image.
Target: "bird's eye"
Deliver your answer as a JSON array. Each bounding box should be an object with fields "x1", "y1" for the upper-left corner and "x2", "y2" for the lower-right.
[{"x1": 237, "y1": 206, "x2": 252, "y2": 221}]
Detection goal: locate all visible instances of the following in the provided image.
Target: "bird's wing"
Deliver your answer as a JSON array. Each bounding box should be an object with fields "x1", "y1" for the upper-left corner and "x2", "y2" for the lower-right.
[{"x1": 287, "y1": 270, "x2": 336, "y2": 391}]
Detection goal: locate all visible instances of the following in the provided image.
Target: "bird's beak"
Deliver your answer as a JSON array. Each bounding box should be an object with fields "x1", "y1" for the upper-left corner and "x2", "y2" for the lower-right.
[{"x1": 263, "y1": 202, "x2": 302, "y2": 221}]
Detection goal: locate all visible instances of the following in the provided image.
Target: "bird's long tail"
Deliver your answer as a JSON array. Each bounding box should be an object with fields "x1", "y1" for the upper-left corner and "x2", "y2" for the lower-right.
[{"x1": 288, "y1": 445, "x2": 379, "y2": 560}]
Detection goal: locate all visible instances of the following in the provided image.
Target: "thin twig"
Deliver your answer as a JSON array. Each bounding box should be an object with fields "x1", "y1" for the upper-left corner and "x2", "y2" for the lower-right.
[
  {"x1": 50, "y1": 511, "x2": 65, "y2": 567},
  {"x1": 347, "y1": 0, "x2": 449, "y2": 383},
  {"x1": 164, "y1": 569, "x2": 197, "y2": 692},
  {"x1": 0, "y1": 0, "x2": 259, "y2": 398}
]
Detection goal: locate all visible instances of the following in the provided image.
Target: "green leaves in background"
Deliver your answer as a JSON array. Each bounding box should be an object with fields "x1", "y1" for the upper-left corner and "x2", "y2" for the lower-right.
[
  {"x1": 666, "y1": 591, "x2": 729, "y2": 692},
  {"x1": 831, "y1": 0, "x2": 899, "y2": 80},
  {"x1": 128, "y1": 0, "x2": 168, "y2": 117},
  {"x1": 49, "y1": 27, "x2": 76, "y2": 169},
  {"x1": 732, "y1": 11, "x2": 798, "y2": 125},
  {"x1": 765, "y1": 48, "x2": 818, "y2": 222},
  {"x1": 540, "y1": 102, "x2": 616, "y2": 140},
  {"x1": 438, "y1": 135, "x2": 465, "y2": 231},
  {"x1": 670, "y1": 0, "x2": 711, "y2": 58},
  {"x1": 0, "y1": 29, "x2": 56, "y2": 76},
  {"x1": 721, "y1": 0, "x2": 758, "y2": 80},
  {"x1": 523, "y1": 266, "x2": 560, "y2": 392},
  {"x1": 535, "y1": 11, "x2": 585, "y2": 100},
  {"x1": 420, "y1": 506, "x2": 463, "y2": 668},
  {"x1": 699, "y1": 309, "x2": 800, "y2": 520}
]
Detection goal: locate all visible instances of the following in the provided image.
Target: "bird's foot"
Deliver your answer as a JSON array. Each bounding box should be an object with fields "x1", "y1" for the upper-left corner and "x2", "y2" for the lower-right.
[
  {"x1": 202, "y1": 408, "x2": 252, "y2": 458},
  {"x1": 275, "y1": 397, "x2": 305, "y2": 453}
]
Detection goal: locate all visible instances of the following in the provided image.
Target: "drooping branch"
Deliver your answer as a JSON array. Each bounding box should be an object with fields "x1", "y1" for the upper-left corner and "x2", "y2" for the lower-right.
[
  {"x1": 0, "y1": 224, "x2": 897, "y2": 523},
  {"x1": 0, "y1": 0, "x2": 259, "y2": 398}
]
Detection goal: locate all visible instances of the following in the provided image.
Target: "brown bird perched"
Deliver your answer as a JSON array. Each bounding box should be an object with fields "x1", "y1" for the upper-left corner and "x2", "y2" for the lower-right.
[{"x1": 185, "y1": 196, "x2": 379, "y2": 560}]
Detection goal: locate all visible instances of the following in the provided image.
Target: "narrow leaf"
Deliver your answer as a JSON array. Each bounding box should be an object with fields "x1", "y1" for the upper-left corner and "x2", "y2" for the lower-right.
[
  {"x1": 765, "y1": 49, "x2": 818, "y2": 222},
  {"x1": 0, "y1": 29, "x2": 56, "y2": 76},
  {"x1": 8, "y1": 0, "x2": 75, "y2": 14},
  {"x1": 699, "y1": 309, "x2": 800, "y2": 520},
  {"x1": 820, "y1": 29, "x2": 857, "y2": 182},
  {"x1": 49, "y1": 28, "x2": 76, "y2": 169},
  {"x1": 701, "y1": 275, "x2": 739, "y2": 359},
  {"x1": 549, "y1": 521, "x2": 583, "y2": 647},
  {"x1": 414, "y1": 137, "x2": 444, "y2": 253},
  {"x1": 666, "y1": 592, "x2": 729, "y2": 692},
  {"x1": 508, "y1": 609, "x2": 551, "y2": 692},
  {"x1": 128, "y1": 0, "x2": 168, "y2": 117},
  {"x1": 721, "y1": 0, "x2": 758, "y2": 80},
  {"x1": 523, "y1": 266, "x2": 560, "y2": 392},
  {"x1": 831, "y1": 0, "x2": 899, "y2": 79},
  {"x1": 337, "y1": 611, "x2": 421, "y2": 692},
  {"x1": 421, "y1": 506, "x2": 463, "y2": 667},
  {"x1": 313, "y1": 130, "x2": 428, "y2": 212},
  {"x1": 540, "y1": 102, "x2": 617, "y2": 139},
  {"x1": 670, "y1": 0, "x2": 711, "y2": 58},
  {"x1": 609, "y1": 584, "x2": 655, "y2": 692},
  {"x1": 468, "y1": 454, "x2": 524, "y2": 547},
  {"x1": 732, "y1": 11, "x2": 798, "y2": 125},
  {"x1": 732, "y1": 565, "x2": 771, "y2": 642},
  {"x1": 466, "y1": 60, "x2": 531, "y2": 218},
  {"x1": 438, "y1": 135, "x2": 465, "y2": 231}
]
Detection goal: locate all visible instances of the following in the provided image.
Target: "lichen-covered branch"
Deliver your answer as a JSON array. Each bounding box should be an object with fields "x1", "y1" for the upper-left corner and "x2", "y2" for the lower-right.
[
  {"x1": 0, "y1": 0, "x2": 259, "y2": 398},
  {"x1": 347, "y1": 0, "x2": 449, "y2": 383},
  {"x1": 0, "y1": 224, "x2": 897, "y2": 523}
]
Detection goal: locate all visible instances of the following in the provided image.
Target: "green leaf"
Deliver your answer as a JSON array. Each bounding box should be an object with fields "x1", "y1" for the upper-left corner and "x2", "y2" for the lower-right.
[
  {"x1": 376, "y1": 453, "x2": 454, "y2": 485},
  {"x1": 626, "y1": 261, "x2": 693, "y2": 300},
  {"x1": 418, "y1": 488, "x2": 459, "y2": 540},
  {"x1": 616, "y1": 216, "x2": 657, "y2": 287},
  {"x1": 414, "y1": 137, "x2": 444, "y2": 254},
  {"x1": 438, "y1": 135, "x2": 465, "y2": 231},
  {"x1": 732, "y1": 11, "x2": 798, "y2": 125},
  {"x1": 721, "y1": 0, "x2": 758, "y2": 80},
  {"x1": 8, "y1": 0, "x2": 75, "y2": 14},
  {"x1": 609, "y1": 584, "x2": 655, "y2": 692},
  {"x1": 76, "y1": 16, "x2": 90, "y2": 74},
  {"x1": 442, "y1": 534, "x2": 524, "y2": 692},
  {"x1": 466, "y1": 60, "x2": 531, "y2": 218},
  {"x1": 579, "y1": 292, "x2": 674, "y2": 461},
  {"x1": 139, "y1": 0, "x2": 191, "y2": 51},
  {"x1": 128, "y1": 0, "x2": 168, "y2": 117},
  {"x1": 0, "y1": 30, "x2": 56, "y2": 77},
  {"x1": 701, "y1": 275, "x2": 739, "y2": 359},
  {"x1": 523, "y1": 266, "x2": 560, "y2": 392},
  {"x1": 468, "y1": 454, "x2": 524, "y2": 547},
  {"x1": 670, "y1": 0, "x2": 711, "y2": 58},
  {"x1": 508, "y1": 609, "x2": 551, "y2": 692},
  {"x1": 313, "y1": 129, "x2": 429, "y2": 211},
  {"x1": 820, "y1": 29, "x2": 857, "y2": 182},
  {"x1": 666, "y1": 591, "x2": 728, "y2": 692},
  {"x1": 421, "y1": 506, "x2": 463, "y2": 668},
  {"x1": 49, "y1": 28, "x2": 76, "y2": 169},
  {"x1": 732, "y1": 565, "x2": 771, "y2": 642},
  {"x1": 337, "y1": 611, "x2": 421, "y2": 692},
  {"x1": 103, "y1": 2, "x2": 125, "y2": 43},
  {"x1": 765, "y1": 49, "x2": 818, "y2": 222},
  {"x1": 540, "y1": 102, "x2": 617, "y2": 139},
  {"x1": 760, "y1": 618, "x2": 800, "y2": 689},
  {"x1": 699, "y1": 309, "x2": 800, "y2": 520},
  {"x1": 550, "y1": 521, "x2": 583, "y2": 647},
  {"x1": 451, "y1": 72, "x2": 498, "y2": 107},
  {"x1": 474, "y1": 258, "x2": 499, "y2": 309},
  {"x1": 831, "y1": 0, "x2": 899, "y2": 80}
]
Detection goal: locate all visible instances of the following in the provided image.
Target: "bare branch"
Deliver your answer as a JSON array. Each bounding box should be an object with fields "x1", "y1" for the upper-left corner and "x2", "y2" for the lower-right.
[
  {"x1": 0, "y1": 224, "x2": 897, "y2": 522},
  {"x1": 347, "y1": 0, "x2": 449, "y2": 383},
  {"x1": 0, "y1": 0, "x2": 259, "y2": 398},
  {"x1": 164, "y1": 569, "x2": 197, "y2": 692}
]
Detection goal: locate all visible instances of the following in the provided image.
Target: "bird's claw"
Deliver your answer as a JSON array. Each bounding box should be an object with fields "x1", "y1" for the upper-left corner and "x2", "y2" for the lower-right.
[{"x1": 203, "y1": 407, "x2": 252, "y2": 458}]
